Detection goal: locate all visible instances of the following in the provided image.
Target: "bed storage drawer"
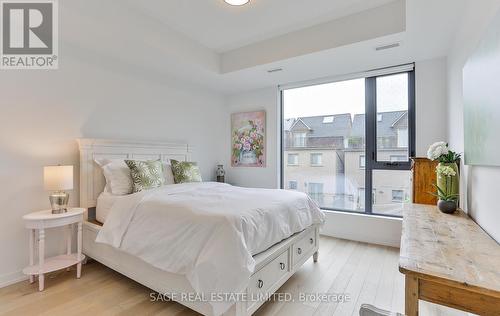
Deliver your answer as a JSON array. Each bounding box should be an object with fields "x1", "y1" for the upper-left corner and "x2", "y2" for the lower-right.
[
  {"x1": 247, "y1": 249, "x2": 289, "y2": 309},
  {"x1": 292, "y1": 229, "x2": 316, "y2": 268}
]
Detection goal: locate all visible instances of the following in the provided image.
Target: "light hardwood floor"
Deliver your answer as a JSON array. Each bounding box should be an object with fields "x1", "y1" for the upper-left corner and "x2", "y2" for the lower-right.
[{"x1": 0, "y1": 236, "x2": 472, "y2": 316}]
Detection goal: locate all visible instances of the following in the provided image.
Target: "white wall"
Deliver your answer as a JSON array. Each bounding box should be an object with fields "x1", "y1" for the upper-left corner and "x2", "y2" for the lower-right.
[
  {"x1": 223, "y1": 58, "x2": 448, "y2": 246},
  {"x1": 0, "y1": 47, "x2": 226, "y2": 288},
  {"x1": 321, "y1": 211, "x2": 402, "y2": 248},
  {"x1": 224, "y1": 88, "x2": 280, "y2": 188},
  {"x1": 415, "y1": 58, "x2": 448, "y2": 156},
  {"x1": 0, "y1": 0, "x2": 229, "y2": 287},
  {"x1": 447, "y1": 1, "x2": 500, "y2": 242}
]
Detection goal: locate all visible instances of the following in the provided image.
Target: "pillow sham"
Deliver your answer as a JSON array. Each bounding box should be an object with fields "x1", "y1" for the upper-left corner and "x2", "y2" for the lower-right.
[
  {"x1": 94, "y1": 159, "x2": 133, "y2": 195},
  {"x1": 162, "y1": 162, "x2": 175, "y2": 185},
  {"x1": 170, "y1": 160, "x2": 203, "y2": 184},
  {"x1": 125, "y1": 159, "x2": 165, "y2": 193}
]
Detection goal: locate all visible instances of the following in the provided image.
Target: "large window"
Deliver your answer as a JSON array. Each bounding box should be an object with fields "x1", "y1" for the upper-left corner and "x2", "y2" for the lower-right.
[{"x1": 281, "y1": 67, "x2": 415, "y2": 217}]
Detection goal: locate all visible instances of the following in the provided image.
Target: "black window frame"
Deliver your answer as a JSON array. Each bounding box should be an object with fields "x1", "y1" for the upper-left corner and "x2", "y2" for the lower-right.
[
  {"x1": 280, "y1": 68, "x2": 416, "y2": 218},
  {"x1": 364, "y1": 70, "x2": 415, "y2": 215},
  {"x1": 390, "y1": 155, "x2": 408, "y2": 162}
]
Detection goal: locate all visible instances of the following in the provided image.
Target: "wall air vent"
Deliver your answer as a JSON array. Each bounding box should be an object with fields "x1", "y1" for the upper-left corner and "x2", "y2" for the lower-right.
[
  {"x1": 375, "y1": 43, "x2": 400, "y2": 51},
  {"x1": 267, "y1": 68, "x2": 283, "y2": 73}
]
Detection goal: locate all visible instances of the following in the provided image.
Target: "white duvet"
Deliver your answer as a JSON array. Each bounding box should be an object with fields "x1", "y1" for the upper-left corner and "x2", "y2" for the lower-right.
[{"x1": 96, "y1": 182, "x2": 324, "y2": 315}]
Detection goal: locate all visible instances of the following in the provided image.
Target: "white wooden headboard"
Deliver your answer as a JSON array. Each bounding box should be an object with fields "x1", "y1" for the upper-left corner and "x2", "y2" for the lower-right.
[{"x1": 77, "y1": 138, "x2": 192, "y2": 217}]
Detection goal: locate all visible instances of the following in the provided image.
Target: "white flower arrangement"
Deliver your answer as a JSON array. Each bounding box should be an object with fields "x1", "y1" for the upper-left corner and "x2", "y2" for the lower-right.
[
  {"x1": 427, "y1": 141, "x2": 461, "y2": 163},
  {"x1": 436, "y1": 165, "x2": 456, "y2": 177},
  {"x1": 427, "y1": 141, "x2": 449, "y2": 160},
  {"x1": 427, "y1": 142, "x2": 461, "y2": 204}
]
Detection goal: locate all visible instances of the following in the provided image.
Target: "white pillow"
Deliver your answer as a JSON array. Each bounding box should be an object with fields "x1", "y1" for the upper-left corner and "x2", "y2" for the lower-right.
[
  {"x1": 95, "y1": 159, "x2": 133, "y2": 195},
  {"x1": 95, "y1": 159, "x2": 175, "y2": 195},
  {"x1": 162, "y1": 162, "x2": 175, "y2": 185}
]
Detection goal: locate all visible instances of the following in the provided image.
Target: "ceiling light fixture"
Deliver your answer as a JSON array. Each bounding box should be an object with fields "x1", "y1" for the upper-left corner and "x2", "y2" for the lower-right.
[{"x1": 224, "y1": 0, "x2": 250, "y2": 6}]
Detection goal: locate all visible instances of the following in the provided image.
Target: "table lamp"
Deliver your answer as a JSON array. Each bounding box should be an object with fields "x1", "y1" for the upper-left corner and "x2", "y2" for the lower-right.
[{"x1": 44, "y1": 165, "x2": 73, "y2": 214}]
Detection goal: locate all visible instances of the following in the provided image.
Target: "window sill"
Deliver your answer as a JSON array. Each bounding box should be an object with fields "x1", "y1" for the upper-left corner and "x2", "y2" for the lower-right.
[{"x1": 321, "y1": 208, "x2": 403, "y2": 219}]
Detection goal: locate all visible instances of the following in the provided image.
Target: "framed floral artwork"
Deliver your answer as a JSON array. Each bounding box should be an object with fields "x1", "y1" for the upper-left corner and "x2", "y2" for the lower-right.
[{"x1": 231, "y1": 111, "x2": 266, "y2": 167}]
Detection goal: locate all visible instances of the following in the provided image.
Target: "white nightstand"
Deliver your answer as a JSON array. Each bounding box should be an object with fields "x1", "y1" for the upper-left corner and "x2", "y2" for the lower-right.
[{"x1": 22, "y1": 208, "x2": 86, "y2": 291}]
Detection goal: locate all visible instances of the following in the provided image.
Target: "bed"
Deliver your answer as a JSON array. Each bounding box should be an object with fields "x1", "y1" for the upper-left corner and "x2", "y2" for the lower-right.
[{"x1": 77, "y1": 138, "x2": 324, "y2": 316}]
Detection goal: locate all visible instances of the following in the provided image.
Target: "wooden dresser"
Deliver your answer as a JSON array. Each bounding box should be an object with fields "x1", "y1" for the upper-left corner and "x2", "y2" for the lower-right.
[
  {"x1": 399, "y1": 204, "x2": 500, "y2": 315},
  {"x1": 411, "y1": 158, "x2": 439, "y2": 205}
]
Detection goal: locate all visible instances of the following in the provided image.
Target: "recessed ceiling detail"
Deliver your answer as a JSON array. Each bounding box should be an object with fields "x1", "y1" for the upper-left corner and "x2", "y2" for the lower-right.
[
  {"x1": 79, "y1": 0, "x2": 468, "y2": 93},
  {"x1": 134, "y1": 0, "x2": 398, "y2": 52},
  {"x1": 221, "y1": 0, "x2": 406, "y2": 73}
]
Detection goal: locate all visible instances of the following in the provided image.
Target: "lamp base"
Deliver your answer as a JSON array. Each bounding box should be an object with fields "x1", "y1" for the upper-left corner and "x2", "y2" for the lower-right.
[{"x1": 49, "y1": 192, "x2": 69, "y2": 214}]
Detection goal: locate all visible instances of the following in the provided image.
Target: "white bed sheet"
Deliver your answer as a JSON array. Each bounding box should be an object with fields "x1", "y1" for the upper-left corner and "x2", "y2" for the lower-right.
[
  {"x1": 95, "y1": 182, "x2": 324, "y2": 315},
  {"x1": 96, "y1": 192, "x2": 122, "y2": 223}
]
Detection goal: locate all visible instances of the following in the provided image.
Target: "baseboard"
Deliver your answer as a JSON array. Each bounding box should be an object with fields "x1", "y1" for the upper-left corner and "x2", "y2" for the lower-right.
[
  {"x1": 0, "y1": 270, "x2": 28, "y2": 288},
  {"x1": 320, "y1": 210, "x2": 402, "y2": 248}
]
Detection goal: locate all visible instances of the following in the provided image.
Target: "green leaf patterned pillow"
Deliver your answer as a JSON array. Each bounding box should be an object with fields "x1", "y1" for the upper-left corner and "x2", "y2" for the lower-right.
[
  {"x1": 125, "y1": 160, "x2": 165, "y2": 193},
  {"x1": 170, "y1": 160, "x2": 203, "y2": 184}
]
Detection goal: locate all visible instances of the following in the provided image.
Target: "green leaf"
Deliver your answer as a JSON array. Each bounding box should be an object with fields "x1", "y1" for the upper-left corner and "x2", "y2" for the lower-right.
[{"x1": 430, "y1": 184, "x2": 459, "y2": 201}]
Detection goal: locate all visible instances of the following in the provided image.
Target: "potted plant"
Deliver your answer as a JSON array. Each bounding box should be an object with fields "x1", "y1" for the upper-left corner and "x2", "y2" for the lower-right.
[
  {"x1": 427, "y1": 142, "x2": 461, "y2": 198},
  {"x1": 431, "y1": 165, "x2": 459, "y2": 214}
]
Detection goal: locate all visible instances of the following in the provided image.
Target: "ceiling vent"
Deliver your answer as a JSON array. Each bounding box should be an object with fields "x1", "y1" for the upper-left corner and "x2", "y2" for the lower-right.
[
  {"x1": 375, "y1": 43, "x2": 400, "y2": 51},
  {"x1": 267, "y1": 68, "x2": 283, "y2": 73}
]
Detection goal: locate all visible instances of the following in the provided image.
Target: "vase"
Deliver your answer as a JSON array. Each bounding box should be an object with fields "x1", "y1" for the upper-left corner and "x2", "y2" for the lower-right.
[
  {"x1": 216, "y1": 164, "x2": 225, "y2": 183},
  {"x1": 240, "y1": 150, "x2": 257, "y2": 164},
  {"x1": 437, "y1": 162, "x2": 459, "y2": 198},
  {"x1": 438, "y1": 200, "x2": 457, "y2": 214}
]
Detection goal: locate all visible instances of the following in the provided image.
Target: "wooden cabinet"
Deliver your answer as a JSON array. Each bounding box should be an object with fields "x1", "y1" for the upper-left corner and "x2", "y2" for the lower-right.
[{"x1": 411, "y1": 158, "x2": 438, "y2": 205}]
